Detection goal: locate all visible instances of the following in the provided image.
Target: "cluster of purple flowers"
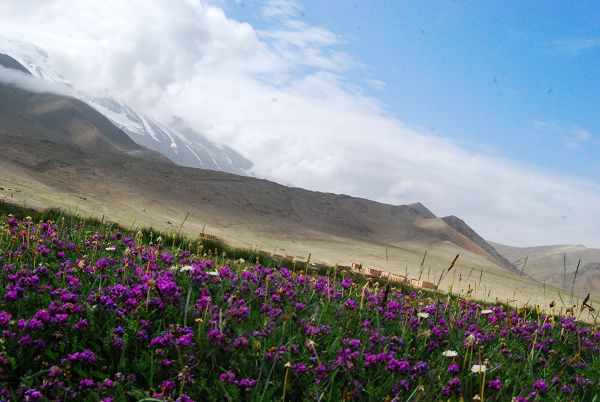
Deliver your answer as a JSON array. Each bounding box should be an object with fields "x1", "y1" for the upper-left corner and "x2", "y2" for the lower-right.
[{"x1": 0, "y1": 215, "x2": 598, "y2": 400}]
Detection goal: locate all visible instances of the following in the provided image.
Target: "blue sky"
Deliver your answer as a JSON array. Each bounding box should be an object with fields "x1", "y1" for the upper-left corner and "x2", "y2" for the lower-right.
[
  {"x1": 227, "y1": 0, "x2": 600, "y2": 179},
  {"x1": 2, "y1": 0, "x2": 600, "y2": 246}
]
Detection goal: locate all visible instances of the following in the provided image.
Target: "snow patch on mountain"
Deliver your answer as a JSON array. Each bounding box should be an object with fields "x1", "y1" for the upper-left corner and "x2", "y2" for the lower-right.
[{"x1": 0, "y1": 36, "x2": 252, "y2": 175}]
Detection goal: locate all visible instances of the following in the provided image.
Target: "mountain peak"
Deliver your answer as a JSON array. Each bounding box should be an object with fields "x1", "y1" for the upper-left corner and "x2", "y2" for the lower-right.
[
  {"x1": 1, "y1": 41, "x2": 253, "y2": 176},
  {"x1": 0, "y1": 53, "x2": 31, "y2": 75},
  {"x1": 0, "y1": 75, "x2": 169, "y2": 163},
  {"x1": 442, "y1": 215, "x2": 520, "y2": 274},
  {"x1": 407, "y1": 202, "x2": 437, "y2": 219}
]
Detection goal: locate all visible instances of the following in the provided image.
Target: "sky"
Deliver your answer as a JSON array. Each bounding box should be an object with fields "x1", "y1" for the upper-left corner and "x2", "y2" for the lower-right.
[
  {"x1": 0, "y1": 0, "x2": 599, "y2": 247},
  {"x1": 226, "y1": 1, "x2": 600, "y2": 178}
]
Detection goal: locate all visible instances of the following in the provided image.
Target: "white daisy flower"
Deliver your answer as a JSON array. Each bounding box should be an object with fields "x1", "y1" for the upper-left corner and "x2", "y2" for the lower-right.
[
  {"x1": 180, "y1": 265, "x2": 194, "y2": 272},
  {"x1": 105, "y1": 246, "x2": 116, "y2": 251},
  {"x1": 417, "y1": 312, "x2": 430, "y2": 319},
  {"x1": 442, "y1": 350, "x2": 458, "y2": 357},
  {"x1": 471, "y1": 364, "x2": 486, "y2": 374}
]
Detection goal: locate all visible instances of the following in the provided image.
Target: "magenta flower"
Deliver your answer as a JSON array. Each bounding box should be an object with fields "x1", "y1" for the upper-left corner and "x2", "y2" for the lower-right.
[
  {"x1": 533, "y1": 379, "x2": 549, "y2": 395},
  {"x1": 234, "y1": 378, "x2": 257, "y2": 390},
  {"x1": 488, "y1": 379, "x2": 502, "y2": 390},
  {"x1": 561, "y1": 385, "x2": 572, "y2": 394},
  {"x1": 344, "y1": 298, "x2": 357, "y2": 310},
  {"x1": 79, "y1": 379, "x2": 94, "y2": 388},
  {"x1": 293, "y1": 362, "x2": 307, "y2": 374},
  {"x1": 386, "y1": 357, "x2": 410, "y2": 373},
  {"x1": 25, "y1": 389, "x2": 42, "y2": 401},
  {"x1": 67, "y1": 350, "x2": 97, "y2": 364},
  {"x1": 448, "y1": 363, "x2": 460, "y2": 373},
  {"x1": 219, "y1": 370, "x2": 236, "y2": 385}
]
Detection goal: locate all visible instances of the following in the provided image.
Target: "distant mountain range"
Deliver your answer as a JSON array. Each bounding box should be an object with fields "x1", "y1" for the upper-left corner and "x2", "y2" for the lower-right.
[
  {"x1": 0, "y1": 36, "x2": 252, "y2": 175},
  {"x1": 1, "y1": 50, "x2": 598, "y2": 300},
  {"x1": 490, "y1": 242, "x2": 600, "y2": 297}
]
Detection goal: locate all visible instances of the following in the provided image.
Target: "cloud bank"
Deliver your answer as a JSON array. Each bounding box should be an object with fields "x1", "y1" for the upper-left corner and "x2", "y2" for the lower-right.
[
  {"x1": 0, "y1": 65, "x2": 73, "y2": 96},
  {"x1": 1, "y1": 0, "x2": 599, "y2": 247}
]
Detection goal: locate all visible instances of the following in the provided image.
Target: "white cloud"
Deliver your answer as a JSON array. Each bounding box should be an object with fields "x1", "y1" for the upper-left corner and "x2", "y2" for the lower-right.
[
  {"x1": 1, "y1": 0, "x2": 600, "y2": 247},
  {"x1": 261, "y1": 0, "x2": 303, "y2": 20},
  {"x1": 364, "y1": 78, "x2": 387, "y2": 91},
  {"x1": 256, "y1": 20, "x2": 357, "y2": 77},
  {"x1": 555, "y1": 37, "x2": 600, "y2": 55},
  {"x1": 0, "y1": 65, "x2": 73, "y2": 96},
  {"x1": 531, "y1": 120, "x2": 597, "y2": 150}
]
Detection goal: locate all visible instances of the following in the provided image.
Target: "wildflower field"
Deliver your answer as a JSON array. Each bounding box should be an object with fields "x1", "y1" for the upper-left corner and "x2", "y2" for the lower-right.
[{"x1": 0, "y1": 201, "x2": 598, "y2": 401}]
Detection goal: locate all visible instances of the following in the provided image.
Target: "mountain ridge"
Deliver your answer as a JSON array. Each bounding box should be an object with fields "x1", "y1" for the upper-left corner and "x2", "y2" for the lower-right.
[
  {"x1": 0, "y1": 37, "x2": 253, "y2": 175},
  {"x1": 490, "y1": 241, "x2": 600, "y2": 295},
  {"x1": 0, "y1": 53, "x2": 169, "y2": 162},
  {"x1": 442, "y1": 215, "x2": 520, "y2": 274}
]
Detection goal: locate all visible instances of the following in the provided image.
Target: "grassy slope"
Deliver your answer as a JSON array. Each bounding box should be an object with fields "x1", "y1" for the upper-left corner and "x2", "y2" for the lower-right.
[{"x1": 0, "y1": 200, "x2": 598, "y2": 401}]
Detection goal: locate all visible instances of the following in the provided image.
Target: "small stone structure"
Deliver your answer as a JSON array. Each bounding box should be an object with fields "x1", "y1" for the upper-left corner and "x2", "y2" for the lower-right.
[{"x1": 365, "y1": 268, "x2": 382, "y2": 278}]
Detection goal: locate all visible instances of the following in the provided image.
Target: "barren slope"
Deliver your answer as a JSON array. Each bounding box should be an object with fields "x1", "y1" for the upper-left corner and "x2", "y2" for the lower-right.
[
  {"x1": 491, "y1": 242, "x2": 600, "y2": 295},
  {"x1": 3, "y1": 133, "x2": 595, "y2": 311}
]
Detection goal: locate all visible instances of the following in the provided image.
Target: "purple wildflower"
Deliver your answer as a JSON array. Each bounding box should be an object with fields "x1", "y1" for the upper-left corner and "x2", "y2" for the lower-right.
[
  {"x1": 234, "y1": 378, "x2": 257, "y2": 390},
  {"x1": 488, "y1": 379, "x2": 502, "y2": 391},
  {"x1": 219, "y1": 370, "x2": 236, "y2": 385},
  {"x1": 448, "y1": 363, "x2": 460, "y2": 373},
  {"x1": 533, "y1": 379, "x2": 548, "y2": 395},
  {"x1": 344, "y1": 299, "x2": 357, "y2": 310},
  {"x1": 293, "y1": 362, "x2": 307, "y2": 374},
  {"x1": 25, "y1": 389, "x2": 42, "y2": 401},
  {"x1": 79, "y1": 379, "x2": 94, "y2": 388}
]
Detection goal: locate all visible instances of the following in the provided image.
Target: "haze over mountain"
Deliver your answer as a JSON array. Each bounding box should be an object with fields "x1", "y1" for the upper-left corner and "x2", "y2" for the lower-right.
[
  {"x1": 0, "y1": 56, "x2": 167, "y2": 161},
  {"x1": 490, "y1": 242, "x2": 600, "y2": 296},
  {"x1": 0, "y1": 53, "x2": 30, "y2": 74},
  {"x1": 0, "y1": 38, "x2": 252, "y2": 175},
  {"x1": 88, "y1": 97, "x2": 252, "y2": 175}
]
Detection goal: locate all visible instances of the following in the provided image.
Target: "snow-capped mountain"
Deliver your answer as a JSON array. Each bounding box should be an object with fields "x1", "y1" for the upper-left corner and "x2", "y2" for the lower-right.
[
  {"x1": 84, "y1": 98, "x2": 252, "y2": 175},
  {"x1": 0, "y1": 36, "x2": 252, "y2": 175}
]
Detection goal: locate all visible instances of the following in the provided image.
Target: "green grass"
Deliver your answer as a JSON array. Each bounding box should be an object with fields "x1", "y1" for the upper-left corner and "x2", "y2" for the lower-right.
[{"x1": 0, "y1": 200, "x2": 598, "y2": 401}]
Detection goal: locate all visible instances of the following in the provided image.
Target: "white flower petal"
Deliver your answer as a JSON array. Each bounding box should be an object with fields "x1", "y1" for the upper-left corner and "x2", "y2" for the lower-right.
[{"x1": 471, "y1": 364, "x2": 486, "y2": 373}]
